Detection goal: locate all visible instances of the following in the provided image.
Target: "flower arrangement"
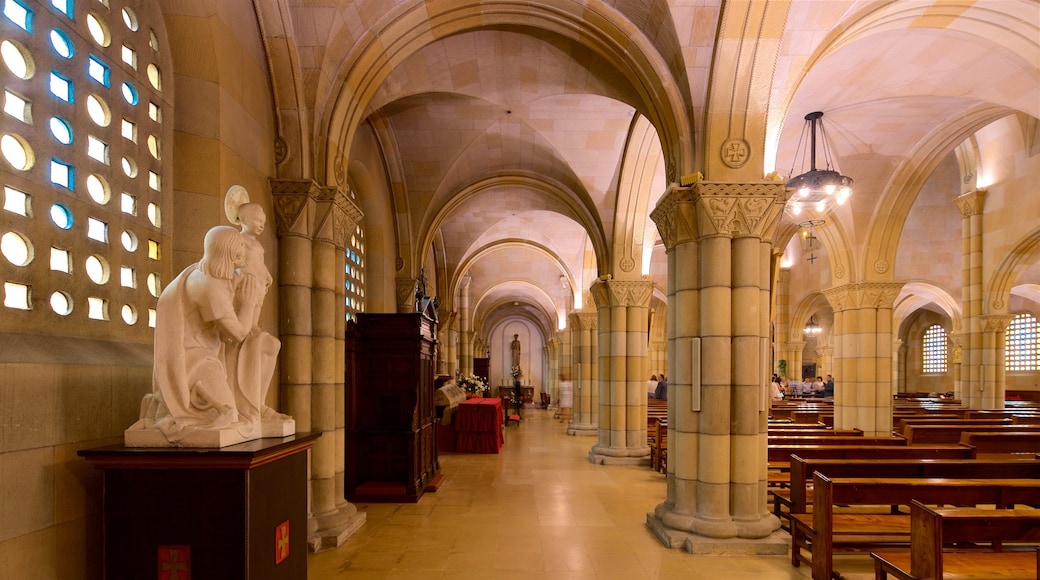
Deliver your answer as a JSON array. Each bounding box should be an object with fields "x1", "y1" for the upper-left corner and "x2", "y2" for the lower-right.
[
  {"x1": 457, "y1": 374, "x2": 488, "y2": 397},
  {"x1": 510, "y1": 365, "x2": 523, "y2": 380}
]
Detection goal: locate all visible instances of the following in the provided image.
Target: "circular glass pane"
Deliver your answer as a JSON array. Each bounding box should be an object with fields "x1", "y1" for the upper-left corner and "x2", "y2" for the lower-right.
[
  {"x1": 49, "y1": 29, "x2": 74, "y2": 59},
  {"x1": 120, "y1": 82, "x2": 138, "y2": 105},
  {"x1": 49, "y1": 117, "x2": 74, "y2": 145},
  {"x1": 147, "y1": 135, "x2": 160, "y2": 159},
  {"x1": 1, "y1": 231, "x2": 32, "y2": 266},
  {"x1": 85, "y1": 255, "x2": 109, "y2": 284},
  {"x1": 147, "y1": 272, "x2": 161, "y2": 297},
  {"x1": 146, "y1": 63, "x2": 161, "y2": 91},
  {"x1": 121, "y1": 156, "x2": 137, "y2": 178},
  {"x1": 86, "y1": 95, "x2": 111, "y2": 127},
  {"x1": 50, "y1": 291, "x2": 72, "y2": 316},
  {"x1": 120, "y1": 230, "x2": 138, "y2": 251},
  {"x1": 86, "y1": 14, "x2": 111, "y2": 47},
  {"x1": 50, "y1": 204, "x2": 74, "y2": 229},
  {"x1": 121, "y1": 7, "x2": 139, "y2": 31},
  {"x1": 86, "y1": 174, "x2": 110, "y2": 204},
  {"x1": 147, "y1": 203, "x2": 161, "y2": 228},
  {"x1": 121, "y1": 304, "x2": 137, "y2": 324},
  {"x1": 1, "y1": 134, "x2": 33, "y2": 171},
  {"x1": 0, "y1": 40, "x2": 32, "y2": 79}
]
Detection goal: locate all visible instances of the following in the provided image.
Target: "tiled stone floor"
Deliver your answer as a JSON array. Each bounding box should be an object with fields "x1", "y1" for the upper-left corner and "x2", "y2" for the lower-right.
[{"x1": 309, "y1": 408, "x2": 875, "y2": 579}]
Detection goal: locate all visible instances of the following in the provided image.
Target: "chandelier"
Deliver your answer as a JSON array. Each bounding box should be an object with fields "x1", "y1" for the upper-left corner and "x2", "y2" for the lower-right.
[
  {"x1": 803, "y1": 315, "x2": 822, "y2": 337},
  {"x1": 786, "y1": 111, "x2": 852, "y2": 217}
]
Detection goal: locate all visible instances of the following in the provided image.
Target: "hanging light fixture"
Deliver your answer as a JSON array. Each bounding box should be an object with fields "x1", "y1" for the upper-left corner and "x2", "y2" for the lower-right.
[
  {"x1": 799, "y1": 219, "x2": 825, "y2": 265},
  {"x1": 786, "y1": 111, "x2": 853, "y2": 217},
  {"x1": 803, "y1": 315, "x2": 822, "y2": 337}
]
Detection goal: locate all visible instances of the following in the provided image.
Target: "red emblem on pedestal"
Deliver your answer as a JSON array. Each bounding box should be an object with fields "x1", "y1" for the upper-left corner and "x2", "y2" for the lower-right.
[
  {"x1": 158, "y1": 545, "x2": 190, "y2": 580},
  {"x1": 275, "y1": 520, "x2": 290, "y2": 564}
]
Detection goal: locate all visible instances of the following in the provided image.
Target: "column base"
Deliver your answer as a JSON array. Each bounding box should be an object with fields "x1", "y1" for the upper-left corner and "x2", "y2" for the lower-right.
[
  {"x1": 588, "y1": 444, "x2": 650, "y2": 466},
  {"x1": 646, "y1": 513, "x2": 788, "y2": 555},
  {"x1": 307, "y1": 504, "x2": 367, "y2": 552},
  {"x1": 566, "y1": 422, "x2": 598, "y2": 436}
]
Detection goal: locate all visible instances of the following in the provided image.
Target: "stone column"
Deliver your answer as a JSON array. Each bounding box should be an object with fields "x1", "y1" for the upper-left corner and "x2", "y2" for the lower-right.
[
  {"x1": 785, "y1": 340, "x2": 805, "y2": 383},
  {"x1": 589, "y1": 279, "x2": 653, "y2": 465},
  {"x1": 568, "y1": 311, "x2": 599, "y2": 436},
  {"x1": 815, "y1": 346, "x2": 833, "y2": 380},
  {"x1": 650, "y1": 339, "x2": 667, "y2": 379},
  {"x1": 441, "y1": 312, "x2": 458, "y2": 378},
  {"x1": 980, "y1": 314, "x2": 1014, "y2": 409},
  {"x1": 545, "y1": 338, "x2": 559, "y2": 408},
  {"x1": 272, "y1": 180, "x2": 365, "y2": 551},
  {"x1": 647, "y1": 181, "x2": 786, "y2": 551},
  {"x1": 897, "y1": 340, "x2": 908, "y2": 394},
  {"x1": 774, "y1": 268, "x2": 791, "y2": 376},
  {"x1": 823, "y1": 283, "x2": 904, "y2": 435},
  {"x1": 955, "y1": 189, "x2": 987, "y2": 408},
  {"x1": 458, "y1": 276, "x2": 473, "y2": 376}
]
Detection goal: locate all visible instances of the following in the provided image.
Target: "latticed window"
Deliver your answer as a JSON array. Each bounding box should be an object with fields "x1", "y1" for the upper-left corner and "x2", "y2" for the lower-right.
[
  {"x1": 922, "y1": 324, "x2": 947, "y2": 373},
  {"x1": 1006, "y1": 313, "x2": 1040, "y2": 372},
  {"x1": 1, "y1": 0, "x2": 168, "y2": 339},
  {"x1": 345, "y1": 224, "x2": 365, "y2": 321}
]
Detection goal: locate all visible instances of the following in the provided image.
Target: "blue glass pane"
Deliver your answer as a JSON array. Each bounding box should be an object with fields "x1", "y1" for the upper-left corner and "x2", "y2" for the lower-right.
[
  {"x1": 48, "y1": 116, "x2": 72, "y2": 144},
  {"x1": 50, "y1": 203, "x2": 73, "y2": 229},
  {"x1": 87, "y1": 55, "x2": 109, "y2": 86},
  {"x1": 49, "y1": 158, "x2": 73, "y2": 189},
  {"x1": 49, "y1": 29, "x2": 73, "y2": 58},
  {"x1": 3, "y1": 0, "x2": 33, "y2": 32},
  {"x1": 49, "y1": 71, "x2": 73, "y2": 102},
  {"x1": 120, "y1": 81, "x2": 138, "y2": 105},
  {"x1": 49, "y1": 0, "x2": 71, "y2": 18}
]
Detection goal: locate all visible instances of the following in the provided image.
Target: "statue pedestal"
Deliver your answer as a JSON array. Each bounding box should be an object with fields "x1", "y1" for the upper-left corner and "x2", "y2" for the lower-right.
[{"x1": 79, "y1": 433, "x2": 319, "y2": 579}]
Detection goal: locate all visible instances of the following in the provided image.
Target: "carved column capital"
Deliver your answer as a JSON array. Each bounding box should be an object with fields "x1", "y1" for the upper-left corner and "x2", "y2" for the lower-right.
[
  {"x1": 692, "y1": 181, "x2": 786, "y2": 239},
  {"x1": 590, "y1": 279, "x2": 653, "y2": 309},
  {"x1": 650, "y1": 184, "x2": 697, "y2": 250},
  {"x1": 569, "y1": 312, "x2": 599, "y2": 330},
  {"x1": 822, "y1": 282, "x2": 905, "y2": 312},
  {"x1": 954, "y1": 188, "x2": 987, "y2": 218},
  {"x1": 980, "y1": 314, "x2": 1015, "y2": 333},
  {"x1": 395, "y1": 278, "x2": 418, "y2": 313},
  {"x1": 270, "y1": 179, "x2": 322, "y2": 237}
]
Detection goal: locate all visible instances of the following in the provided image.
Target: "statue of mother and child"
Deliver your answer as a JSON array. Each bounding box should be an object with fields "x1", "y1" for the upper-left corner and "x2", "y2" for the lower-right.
[{"x1": 125, "y1": 187, "x2": 294, "y2": 447}]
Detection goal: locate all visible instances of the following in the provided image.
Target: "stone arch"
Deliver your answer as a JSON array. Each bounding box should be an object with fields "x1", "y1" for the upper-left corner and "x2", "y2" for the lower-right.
[
  {"x1": 318, "y1": 0, "x2": 694, "y2": 189},
  {"x1": 987, "y1": 226, "x2": 1040, "y2": 314}
]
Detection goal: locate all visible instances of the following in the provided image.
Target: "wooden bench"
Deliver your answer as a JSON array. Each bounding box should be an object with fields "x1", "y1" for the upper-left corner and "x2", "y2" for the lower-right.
[
  {"x1": 962, "y1": 431, "x2": 1040, "y2": 456},
  {"x1": 774, "y1": 456, "x2": 1040, "y2": 534},
  {"x1": 872, "y1": 501, "x2": 1040, "y2": 579},
  {"x1": 649, "y1": 419, "x2": 667, "y2": 472},
  {"x1": 895, "y1": 417, "x2": 1011, "y2": 436},
  {"x1": 768, "y1": 435, "x2": 906, "y2": 447},
  {"x1": 903, "y1": 424, "x2": 1040, "y2": 445},
  {"x1": 794, "y1": 474, "x2": 1040, "y2": 580}
]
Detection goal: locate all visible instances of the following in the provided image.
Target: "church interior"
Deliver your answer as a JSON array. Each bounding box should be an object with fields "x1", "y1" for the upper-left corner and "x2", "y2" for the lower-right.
[{"x1": 1, "y1": 0, "x2": 1038, "y2": 578}]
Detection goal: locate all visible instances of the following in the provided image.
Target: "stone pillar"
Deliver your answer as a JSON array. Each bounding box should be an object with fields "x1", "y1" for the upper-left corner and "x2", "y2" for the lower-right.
[
  {"x1": 272, "y1": 180, "x2": 365, "y2": 551},
  {"x1": 545, "y1": 338, "x2": 559, "y2": 408},
  {"x1": 815, "y1": 346, "x2": 833, "y2": 380},
  {"x1": 785, "y1": 340, "x2": 805, "y2": 383},
  {"x1": 774, "y1": 268, "x2": 791, "y2": 376},
  {"x1": 955, "y1": 189, "x2": 987, "y2": 408},
  {"x1": 589, "y1": 279, "x2": 653, "y2": 465},
  {"x1": 646, "y1": 181, "x2": 786, "y2": 551},
  {"x1": 650, "y1": 339, "x2": 667, "y2": 379},
  {"x1": 568, "y1": 311, "x2": 598, "y2": 436},
  {"x1": 980, "y1": 314, "x2": 1014, "y2": 409},
  {"x1": 442, "y1": 312, "x2": 458, "y2": 378},
  {"x1": 458, "y1": 276, "x2": 473, "y2": 376},
  {"x1": 822, "y1": 283, "x2": 904, "y2": 435},
  {"x1": 897, "y1": 340, "x2": 908, "y2": 394}
]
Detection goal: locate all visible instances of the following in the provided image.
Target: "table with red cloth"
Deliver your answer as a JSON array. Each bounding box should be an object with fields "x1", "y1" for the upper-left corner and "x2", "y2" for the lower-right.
[{"x1": 454, "y1": 397, "x2": 504, "y2": 453}]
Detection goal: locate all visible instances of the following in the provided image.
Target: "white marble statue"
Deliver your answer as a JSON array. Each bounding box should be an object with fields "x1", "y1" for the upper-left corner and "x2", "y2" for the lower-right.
[{"x1": 126, "y1": 190, "x2": 293, "y2": 448}]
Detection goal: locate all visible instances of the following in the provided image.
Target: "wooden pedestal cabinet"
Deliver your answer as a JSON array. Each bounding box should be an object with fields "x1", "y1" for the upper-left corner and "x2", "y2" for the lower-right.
[{"x1": 345, "y1": 311, "x2": 439, "y2": 502}]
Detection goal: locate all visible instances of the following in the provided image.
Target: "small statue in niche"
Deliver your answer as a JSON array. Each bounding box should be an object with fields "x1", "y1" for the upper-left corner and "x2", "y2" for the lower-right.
[{"x1": 125, "y1": 187, "x2": 293, "y2": 447}]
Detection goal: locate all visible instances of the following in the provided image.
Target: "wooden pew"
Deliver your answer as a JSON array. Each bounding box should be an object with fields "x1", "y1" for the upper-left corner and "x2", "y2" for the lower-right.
[
  {"x1": 768, "y1": 428, "x2": 862, "y2": 437},
  {"x1": 871, "y1": 501, "x2": 1040, "y2": 580},
  {"x1": 774, "y1": 456, "x2": 1040, "y2": 534},
  {"x1": 894, "y1": 416, "x2": 1011, "y2": 436},
  {"x1": 903, "y1": 423, "x2": 1040, "y2": 445},
  {"x1": 962, "y1": 431, "x2": 1040, "y2": 457},
  {"x1": 768, "y1": 435, "x2": 906, "y2": 447},
  {"x1": 796, "y1": 474, "x2": 1040, "y2": 580}
]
